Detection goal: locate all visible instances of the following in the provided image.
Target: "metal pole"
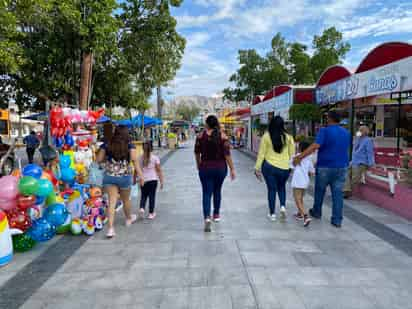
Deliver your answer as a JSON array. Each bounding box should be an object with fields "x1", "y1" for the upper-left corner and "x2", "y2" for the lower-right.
[
  {"x1": 397, "y1": 95, "x2": 402, "y2": 153},
  {"x1": 349, "y1": 100, "x2": 355, "y2": 161}
]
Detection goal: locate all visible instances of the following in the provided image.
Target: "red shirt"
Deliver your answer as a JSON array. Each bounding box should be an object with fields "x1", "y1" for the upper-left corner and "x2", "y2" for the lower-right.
[{"x1": 195, "y1": 131, "x2": 231, "y2": 170}]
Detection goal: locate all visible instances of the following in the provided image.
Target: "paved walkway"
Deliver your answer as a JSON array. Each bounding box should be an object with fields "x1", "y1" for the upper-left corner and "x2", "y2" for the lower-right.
[{"x1": 3, "y1": 145, "x2": 412, "y2": 309}]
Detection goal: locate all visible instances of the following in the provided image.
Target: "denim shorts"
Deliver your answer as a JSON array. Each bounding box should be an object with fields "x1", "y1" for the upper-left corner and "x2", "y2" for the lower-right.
[{"x1": 103, "y1": 174, "x2": 132, "y2": 190}]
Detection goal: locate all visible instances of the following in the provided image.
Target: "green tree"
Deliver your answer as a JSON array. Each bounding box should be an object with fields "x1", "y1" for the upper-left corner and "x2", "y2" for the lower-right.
[
  {"x1": 119, "y1": 0, "x2": 185, "y2": 106},
  {"x1": 288, "y1": 43, "x2": 314, "y2": 84},
  {"x1": 223, "y1": 49, "x2": 280, "y2": 102},
  {"x1": 175, "y1": 103, "x2": 200, "y2": 121},
  {"x1": 0, "y1": 0, "x2": 24, "y2": 74},
  {"x1": 310, "y1": 27, "x2": 351, "y2": 81}
]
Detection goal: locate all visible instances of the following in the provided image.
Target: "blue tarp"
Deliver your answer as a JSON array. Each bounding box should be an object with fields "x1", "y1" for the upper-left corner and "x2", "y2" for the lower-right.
[
  {"x1": 114, "y1": 119, "x2": 133, "y2": 127},
  {"x1": 114, "y1": 115, "x2": 162, "y2": 128},
  {"x1": 22, "y1": 112, "x2": 48, "y2": 121},
  {"x1": 131, "y1": 115, "x2": 162, "y2": 127},
  {"x1": 97, "y1": 115, "x2": 111, "y2": 123}
]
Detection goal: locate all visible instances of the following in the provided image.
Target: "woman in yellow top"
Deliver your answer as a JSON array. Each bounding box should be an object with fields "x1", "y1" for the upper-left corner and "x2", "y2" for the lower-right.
[{"x1": 255, "y1": 116, "x2": 295, "y2": 221}]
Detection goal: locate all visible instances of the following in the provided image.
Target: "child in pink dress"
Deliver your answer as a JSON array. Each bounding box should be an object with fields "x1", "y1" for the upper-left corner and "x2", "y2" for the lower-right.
[{"x1": 139, "y1": 142, "x2": 164, "y2": 219}]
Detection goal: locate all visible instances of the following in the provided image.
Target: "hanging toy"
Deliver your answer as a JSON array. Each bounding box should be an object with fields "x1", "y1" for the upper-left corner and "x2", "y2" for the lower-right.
[{"x1": 70, "y1": 218, "x2": 82, "y2": 235}]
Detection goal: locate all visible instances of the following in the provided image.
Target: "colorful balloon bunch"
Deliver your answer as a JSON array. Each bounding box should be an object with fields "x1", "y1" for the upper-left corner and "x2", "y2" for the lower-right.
[
  {"x1": 50, "y1": 106, "x2": 104, "y2": 148},
  {"x1": 0, "y1": 162, "x2": 73, "y2": 255}
]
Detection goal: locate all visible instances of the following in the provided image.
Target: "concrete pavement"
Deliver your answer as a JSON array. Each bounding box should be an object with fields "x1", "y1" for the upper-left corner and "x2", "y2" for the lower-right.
[{"x1": 2, "y1": 144, "x2": 412, "y2": 309}]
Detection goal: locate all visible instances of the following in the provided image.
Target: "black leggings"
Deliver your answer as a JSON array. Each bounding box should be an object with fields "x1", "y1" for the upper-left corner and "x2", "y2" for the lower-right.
[
  {"x1": 26, "y1": 148, "x2": 36, "y2": 164},
  {"x1": 140, "y1": 180, "x2": 158, "y2": 213}
]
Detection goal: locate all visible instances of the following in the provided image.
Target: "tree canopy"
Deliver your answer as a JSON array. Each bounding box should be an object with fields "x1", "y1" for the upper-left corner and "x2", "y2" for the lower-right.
[
  {"x1": 223, "y1": 27, "x2": 350, "y2": 102},
  {"x1": 0, "y1": 0, "x2": 185, "y2": 113}
]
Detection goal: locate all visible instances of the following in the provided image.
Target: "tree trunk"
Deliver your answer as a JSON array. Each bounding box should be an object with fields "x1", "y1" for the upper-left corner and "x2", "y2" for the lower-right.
[
  {"x1": 157, "y1": 86, "x2": 162, "y2": 147},
  {"x1": 79, "y1": 52, "x2": 93, "y2": 110},
  {"x1": 141, "y1": 112, "x2": 145, "y2": 141}
]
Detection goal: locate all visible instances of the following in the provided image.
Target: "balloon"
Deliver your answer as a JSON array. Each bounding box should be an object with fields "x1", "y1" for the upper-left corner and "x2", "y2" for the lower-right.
[
  {"x1": 58, "y1": 128, "x2": 65, "y2": 137},
  {"x1": 65, "y1": 134, "x2": 74, "y2": 147},
  {"x1": 11, "y1": 169, "x2": 21, "y2": 178},
  {"x1": 43, "y1": 203, "x2": 69, "y2": 227},
  {"x1": 7, "y1": 208, "x2": 32, "y2": 232},
  {"x1": 42, "y1": 170, "x2": 58, "y2": 187},
  {"x1": 27, "y1": 218, "x2": 56, "y2": 242},
  {"x1": 63, "y1": 150, "x2": 75, "y2": 169},
  {"x1": 59, "y1": 155, "x2": 71, "y2": 168},
  {"x1": 0, "y1": 198, "x2": 17, "y2": 211},
  {"x1": 18, "y1": 176, "x2": 39, "y2": 196},
  {"x1": 60, "y1": 168, "x2": 76, "y2": 184},
  {"x1": 36, "y1": 179, "x2": 53, "y2": 197},
  {"x1": 22, "y1": 164, "x2": 42, "y2": 179},
  {"x1": 17, "y1": 195, "x2": 36, "y2": 210},
  {"x1": 0, "y1": 176, "x2": 19, "y2": 200},
  {"x1": 12, "y1": 234, "x2": 36, "y2": 252},
  {"x1": 46, "y1": 193, "x2": 57, "y2": 206},
  {"x1": 54, "y1": 137, "x2": 64, "y2": 147},
  {"x1": 50, "y1": 106, "x2": 63, "y2": 121},
  {"x1": 56, "y1": 213, "x2": 72, "y2": 234},
  {"x1": 35, "y1": 196, "x2": 45, "y2": 205}
]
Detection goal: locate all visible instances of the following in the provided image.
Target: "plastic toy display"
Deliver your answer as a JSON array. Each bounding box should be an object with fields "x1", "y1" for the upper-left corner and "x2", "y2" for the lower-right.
[{"x1": 0, "y1": 106, "x2": 109, "y2": 266}]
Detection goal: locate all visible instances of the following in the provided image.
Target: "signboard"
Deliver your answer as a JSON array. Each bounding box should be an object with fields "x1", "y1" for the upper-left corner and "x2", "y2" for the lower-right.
[
  {"x1": 260, "y1": 113, "x2": 269, "y2": 124},
  {"x1": 251, "y1": 98, "x2": 275, "y2": 116},
  {"x1": 273, "y1": 91, "x2": 293, "y2": 120},
  {"x1": 316, "y1": 56, "x2": 412, "y2": 105},
  {"x1": 251, "y1": 90, "x2": 293, "y2": 120}
]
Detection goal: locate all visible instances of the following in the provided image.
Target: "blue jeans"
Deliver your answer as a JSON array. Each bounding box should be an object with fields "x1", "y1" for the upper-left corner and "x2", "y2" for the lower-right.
[
  {"x1": 312, "y1": 168, "x2": 347, "y2": 225},
  {"x1": 261, "y1": 161, "x2": 290, "y2": 215},
  {"x1": 199, "y1": 168, "x2": 227, "y2": 219}
]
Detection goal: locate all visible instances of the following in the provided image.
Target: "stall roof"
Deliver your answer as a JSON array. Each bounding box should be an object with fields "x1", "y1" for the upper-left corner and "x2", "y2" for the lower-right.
[
  {"x1": 227, "y1": 107, "x2": 251, "y2": 117},
  {"x1": 316, "y1": 65, "x2": 352, "y2": 87},
  {"x1": 97, "y1": 115, "x2": 111, "y2": 123},
  {"x1": 22, "y1": 112, "x2": 48, "y2": 121},
  {"x1": 252, "y1": 95, "x2": 264, "y2": 105},
  {"x1": 355, "y1": 42, "x2": 412, "y2": 73}
]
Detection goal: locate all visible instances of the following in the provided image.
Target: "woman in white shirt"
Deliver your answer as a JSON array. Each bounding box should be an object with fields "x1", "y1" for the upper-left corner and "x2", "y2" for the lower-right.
[{"x1": 291, "y1": 141, "x2": 315, "y2": 227}]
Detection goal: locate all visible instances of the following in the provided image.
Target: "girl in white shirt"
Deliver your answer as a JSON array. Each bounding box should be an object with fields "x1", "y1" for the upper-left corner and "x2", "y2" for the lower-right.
[{"x1": 291, "y1": 141, "x2": 315, "y2": 227}]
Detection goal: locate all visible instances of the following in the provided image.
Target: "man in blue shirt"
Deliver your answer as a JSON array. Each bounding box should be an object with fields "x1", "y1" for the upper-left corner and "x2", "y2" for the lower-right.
[
  {"x1": 344, "y1": 126, "x2": 375, "y2": 198},
  {"x1": 23, "y1": 131, "x2": 40, "y2": 164},
  {"x1": 294, "y1": 111, "x2": 350, "y2": 227}
]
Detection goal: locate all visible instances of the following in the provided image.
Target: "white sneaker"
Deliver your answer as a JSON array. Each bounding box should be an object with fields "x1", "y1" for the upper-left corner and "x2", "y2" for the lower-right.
[
  {"x1": 204, "y1": 218, "x2": 212, "y2": 232},
  {"x1": 280, "y1": 206, "x2": 286, "y2": 220},
  {"x1": 139, "y1": 208, "x2": 144, "y2": 220},
  {"x1": 267, "y1": 214, "x2": 276, "y2": 221}
]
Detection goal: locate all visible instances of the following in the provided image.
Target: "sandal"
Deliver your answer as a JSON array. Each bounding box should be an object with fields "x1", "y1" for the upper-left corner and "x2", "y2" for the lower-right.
[
  {"x1": 126, "y1": 214, "x2": 137, "y2": 227},
  {"x1": 106, "y1": 227, "x2": 116, "y2": 238}
]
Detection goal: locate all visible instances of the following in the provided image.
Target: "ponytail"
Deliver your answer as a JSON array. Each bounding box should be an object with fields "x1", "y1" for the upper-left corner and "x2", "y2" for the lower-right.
[{"x1": 206, "y1": 115, "x2": 221, "y2": 145}]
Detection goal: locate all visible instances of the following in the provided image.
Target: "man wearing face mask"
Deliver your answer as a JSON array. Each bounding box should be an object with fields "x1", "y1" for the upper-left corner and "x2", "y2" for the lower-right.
[{"x1": 344, "y1": 126, "x2": 375, "y2": 198}]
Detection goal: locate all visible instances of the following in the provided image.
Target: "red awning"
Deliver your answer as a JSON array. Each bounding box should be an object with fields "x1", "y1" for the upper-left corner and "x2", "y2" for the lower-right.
[
  {"x1": 316, "y1": 65, "x2": 352, "y2": 87},
  {"x1": 356, "y1": 42, "x2": 412, "y2": 73},
  {"x1": 227, "y1": 107, "x2": 251, "y2": 117},
  {"x1": 295, "y1": 90, "x2": 314, "y2": 104}
]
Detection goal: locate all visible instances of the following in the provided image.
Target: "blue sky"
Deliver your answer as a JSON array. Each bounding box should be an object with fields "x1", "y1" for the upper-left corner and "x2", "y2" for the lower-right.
[{"x1": 165, "y1": 0, "x2": 412, "y2": 98}]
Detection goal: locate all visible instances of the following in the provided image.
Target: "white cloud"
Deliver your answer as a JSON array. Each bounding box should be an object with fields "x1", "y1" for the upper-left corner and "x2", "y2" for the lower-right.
[
  {"x1": 176, "y1": 0, "x2": 243, "y2": 28},
  {"x1": 339, "y1": 5, "x2": 412, "y2": 39},
  {"x1": 186, "y1": 32, "x2": 211, "y2": 48},
  {"x1": 171, "y1": 0, "x2": 412, "y2": 97}
]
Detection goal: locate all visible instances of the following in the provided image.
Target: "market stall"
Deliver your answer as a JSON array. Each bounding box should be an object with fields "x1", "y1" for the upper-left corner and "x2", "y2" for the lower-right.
[
  {"x1": 0, "y1": 106, "x2": 110, "y2": 267},
  {"x1": 315, "y1": 42, "x2": 412, "y2": 218}
]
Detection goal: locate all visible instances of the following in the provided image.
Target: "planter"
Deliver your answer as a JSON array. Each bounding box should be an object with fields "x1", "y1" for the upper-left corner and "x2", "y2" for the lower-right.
[
  {"x1": 168, "y1": 137, "x2": 177, "y2": 149},
  {"x1": 132, "y1": 140, "x2": 144, "y2": 157}
]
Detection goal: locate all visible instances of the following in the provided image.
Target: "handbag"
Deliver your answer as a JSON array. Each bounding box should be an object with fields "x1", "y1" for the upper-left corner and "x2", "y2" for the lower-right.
[{"x1": 88, "y1": 162, "x2": 104, "y2": 187}]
